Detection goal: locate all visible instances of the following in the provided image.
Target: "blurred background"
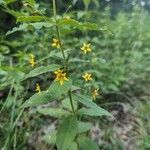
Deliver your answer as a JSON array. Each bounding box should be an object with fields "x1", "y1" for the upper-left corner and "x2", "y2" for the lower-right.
[{"x1": 0, "y1": 0, "x2": 150, "y2": 149}]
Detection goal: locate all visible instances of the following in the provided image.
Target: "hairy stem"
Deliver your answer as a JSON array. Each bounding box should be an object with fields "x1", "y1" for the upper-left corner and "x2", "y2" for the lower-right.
[{"x1": 52, "y1": 0, "x2": 75, "y2": 115}]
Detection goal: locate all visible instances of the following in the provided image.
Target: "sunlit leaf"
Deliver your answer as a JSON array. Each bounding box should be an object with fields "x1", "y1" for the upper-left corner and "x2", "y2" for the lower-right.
[
  {"x1": 17, "y1": 16, "x2": 46, "y2": 22},
  {"x1": 23, "y1": 64, "x2": 60, "y2": 80},
  {"x1": 48, "y1": 80, "x2": 72, "y2": 99}
]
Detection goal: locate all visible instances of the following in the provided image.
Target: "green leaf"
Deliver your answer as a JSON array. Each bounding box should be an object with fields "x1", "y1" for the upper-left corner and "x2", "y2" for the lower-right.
[
  {"x1": 25, "y1": 0, "x2": 36, "y2": 7},
  {"x1": 78, "y1": 137, "x2": 99, "y2": 150},
  {"x1": 69, "y1": 142, "x2": 78, "y2": 150},
  {"x1": 22, "y1": 80, "x2": 72, "y2": 108},
  {"x1": 78, "y1": 107, "x2": 111, "y2": 117},
  {"x1": 48, "y1": 80, "x2": 72, "y2": 99},
  {"x1": 0, "y1": 0, "x2": 4, "y2": 4},
  {"x1": 6, "y1": 22, "x2": 53, "y2": 35},
  {"x1": 17, "y1": 16, "x2": 46, "y2": 22},
  {"x1": 58, "y1": 18, "x2": 99, "y2": 31},
  {"x1": 5, "y1": 0, "x2": 16, "y2": 4},
  {"x1": 82, "y1": 22, "x2": 99, "y2": 30},
  {"x1": 29, "y1": 22, "x2": 53, "y2": 29},
  {"x1": 56, "y1": 116, "x2": 77, "y2": 150},
  {"x1": 6, "y1": 24, "x2": 28, "y2": 36},
  {"x1": 62, "y1": 98, "x2": 78, "y2": 111},
  {"x1": 22, "y1": 91, "x2": 53, "y2": 108},
  {"x1": 3, "y1": 9, "x2": 23, "y2": 18},
  {"x1": 69, "y1": 58, "x2": 89, "y2": 63},
  {"x1": 37, "y1": 108, "x2": 69, "y2": 118},
  {"x1": 23, "y1": 64, "x2": 60, "y2": 80},
  {"x1": 73, "y1": 94, "x2": 113, "y2": 117},
  {"x1": 77, "y1": 121, "x2": 92, "y2": 133}
]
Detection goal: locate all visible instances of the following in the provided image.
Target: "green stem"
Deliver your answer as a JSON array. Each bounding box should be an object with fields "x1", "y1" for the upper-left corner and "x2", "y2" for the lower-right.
[
  {"x1": 52, "y1": 0, "x2": 75, "y2": 115},
  {"x1": 53, "y1": 0, "x2": 57, "y2": 18},
  {"x1": 53, "y1": 0, "x2": 67, "y2": 71},
  {"x1": 68, "y1": 90, "x2": 75, "y2": 115}
]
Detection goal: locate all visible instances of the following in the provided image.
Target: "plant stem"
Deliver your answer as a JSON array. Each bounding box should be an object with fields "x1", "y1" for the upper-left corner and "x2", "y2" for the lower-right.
[
  {"x1": 56, "y1": 26, "x2": 68, "y2": 71},
  {"x1": 52, "y1": 0, "x2": 75, "y2": 115},
  {"x1": 53, "y1": 0, "x2": 57, "y2": 18},
  {"x1": 68, "y1": 90, "x2": 75, "y2": 115}
]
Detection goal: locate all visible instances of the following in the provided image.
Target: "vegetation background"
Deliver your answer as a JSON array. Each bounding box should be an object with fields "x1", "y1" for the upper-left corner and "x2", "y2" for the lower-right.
[{"x1": 0, "y1": 0, "x2": 150, "y2": 149}]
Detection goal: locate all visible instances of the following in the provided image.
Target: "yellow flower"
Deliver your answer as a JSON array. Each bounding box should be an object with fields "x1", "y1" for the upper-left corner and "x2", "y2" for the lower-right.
[
  {"x1": 35, "y1": 83, "x2": 41, "y2": 93},
  {"x1": 82, "y1": 72, "x2": 92, "y2": 81},
  {"x1": 29, "y1": 54, "x2": 36, "y2": 67},
  {"x1": 51, "y1": 38, "x2": 60, "y2": 49},
  {"x1": 54, "y1": 69, "x2": 68, "y2": 85},
  {"x1": 92, "y1": 89, "x2": 99, "y2": 100},
  {"x1": 81, "y1": 43, "x2": 92, "y2": 54}
]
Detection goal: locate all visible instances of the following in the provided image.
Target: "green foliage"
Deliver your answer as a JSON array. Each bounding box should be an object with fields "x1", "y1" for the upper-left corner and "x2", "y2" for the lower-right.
[
  {"x1": 56, "y1": 116, "x2": 77, "y2": 150},
  {"x1": 0, "y1": 0, "x2": 149, "y2": 149},
  {"x1": 58, "y1": 18, "x2": 100, "y2": 31},
  {"x1": 6, "y1": 22, "x2": 53, "y2": 35},
  {"x1": 23, "y1": 64, "x2": 60, "y2": 80},
  {"x1": 23, "y1": 80, "x2": 72, "y2": 107},
  {"x1": 37, "y1": 108, "x2": 69, "y2": 118},
  {"x1": 77, "y1": 121, "x2": 92, "y2": 133},
  {"x1": 22, "y1": 91, "x2": 53, "y2": 107},
  {"x1": 78, "y1": 137, "x2": 99, "y2": 150},
  {"x1": 73, "y1": 94, "x2": 113, "y2": 117},
  {"x1": 17, "y1": 16, "x2": 46, "y2": 22},
  {"x1": 48, "y1": 80, "x2": 72, "y2": 99}
]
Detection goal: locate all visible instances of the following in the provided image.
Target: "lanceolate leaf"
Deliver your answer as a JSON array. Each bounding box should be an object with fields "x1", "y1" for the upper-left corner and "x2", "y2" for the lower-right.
[
  {"x1": 58, "y1": 18, "x2": 100, "y2": 31},
  {"x1": 6, "y1": 24, "x2": 28, "y2": 36},
  {"x1": 22, "y1": 80, "x2": 72, "y2": 108},
  {"x1": 56, "y1": 116, "x2": 77, "y2": 150},
  {"x1": 48, "y1": 80, "x2": 72, "y2": 99},
  {"x1": 22, "y1": 91, "x2": 53, "y2": 108},
  {"x1": 6, "y1": 22, "x2": 53, "y2": 35},
  {"x1": 23, "y1": 64, "x2": 60, "y2": 80},
  {"x1": 78, "y1": 107, "x2": 111, "y2": 117},
  {"x1": 4, "y1": 8, "x2": 23, "y2": 18},
  {"x1": 73, "y1": 94, "x2": 113, "y2": 117},
  {"x1": 17, "y1": 16, "x2": 47, "y2": 22},
  {"x1": 37, "y1": 108, "x2": 69, "y2": 118},
  {"x1": 78, "y1": 137, "x2": 99, "y2": 150}
]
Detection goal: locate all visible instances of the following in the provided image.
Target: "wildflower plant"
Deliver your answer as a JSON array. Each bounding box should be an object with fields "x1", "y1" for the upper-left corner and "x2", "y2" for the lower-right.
[{"x1": 2, "y1": 0, "x2": 114, "y2": 149}]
